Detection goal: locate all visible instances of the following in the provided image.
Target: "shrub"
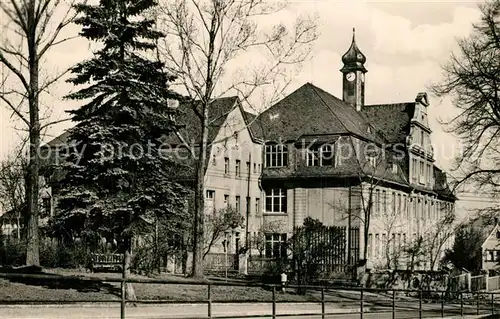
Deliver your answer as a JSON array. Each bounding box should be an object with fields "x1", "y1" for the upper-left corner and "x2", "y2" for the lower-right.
[{"x1": 0, "y1": 237, "x2": 26, "y2": 266}]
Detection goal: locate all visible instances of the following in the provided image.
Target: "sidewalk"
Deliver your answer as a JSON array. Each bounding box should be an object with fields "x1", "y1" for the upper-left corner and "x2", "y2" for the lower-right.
[{"x1": 0, "y1": 302, "x2": 364, "y2": 319}]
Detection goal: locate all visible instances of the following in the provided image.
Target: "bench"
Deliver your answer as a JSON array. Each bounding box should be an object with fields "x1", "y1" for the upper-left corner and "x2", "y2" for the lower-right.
[{"x1": 89, "y1": 253, "x2": 123, "y2": 273}]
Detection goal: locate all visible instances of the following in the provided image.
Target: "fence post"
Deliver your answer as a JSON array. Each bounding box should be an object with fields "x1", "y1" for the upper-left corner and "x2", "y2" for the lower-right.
[
  {"x1": 486, "y1": 272, "x2": 489, "y2": 292},
  {"x1": 467, "y1": 273, "x2": 471, "y2": 291},
  {"x1": 272, "y1": 285, "x2": 276, "y2": 319},
  {"x1": 208, "y1": 284, "x2": 212, "y2": 319},
  {"x1": 492, "y1": 293, "x2": 495, "y2": 315},
  {"x1": 460, "y1": 291, "x2": 463, "y2": 317},
  {"x1": 419, "y1": 290, "x2": 422, "y2": 319},
  {"x1": 360, "y1": 288, "x2": 364, "y2": 319},
  {"x1": 321, "y1": 287, "x2": 325, "y2": 319},
  {"x1": 441, "y1": 291, "x2": 444, "y2": 318},
  {"x1": 477, "y1": 292, "x2": 480, "y2": 315},
  {"x1": 120, "y1": 279, "x2": 126, "y2": 319},
  {"x1": 392, "y1": 290, "x2": 395, "y2": 319}
]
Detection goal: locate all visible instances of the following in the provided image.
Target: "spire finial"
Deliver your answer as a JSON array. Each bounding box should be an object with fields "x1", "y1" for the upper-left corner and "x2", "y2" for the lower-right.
[{"x1": 353, "y1": 27, "x2": 355, "y2": 40}]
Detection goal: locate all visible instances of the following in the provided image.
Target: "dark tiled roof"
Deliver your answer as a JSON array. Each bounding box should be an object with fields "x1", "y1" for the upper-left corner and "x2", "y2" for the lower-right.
[
  {"x1": 45, "y1": 131, "x2": 72, "y2": 148},
  {"x1": 433, "y1": 166, "x2": 457, "y2": 200},
  {"x1": 245, "y1": 83, "x2": 386, "y2": 144},
  {"x1": 162, "y1": 96, "x2": 239, "y2": 145},
  {"x1": 362, "y1": 103, "x2": 415, "y2": 144}
]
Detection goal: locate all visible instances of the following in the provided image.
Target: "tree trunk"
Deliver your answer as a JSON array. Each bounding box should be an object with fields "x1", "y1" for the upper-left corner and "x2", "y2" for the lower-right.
[
  {"x1": 191, "y1": 106, "x2": 209, "y2": 278},
  {"x1": 26, "y1": 0, "x2": 40, "y2": 266},
  {"x1": 123, "y1": 236, "x2": 136, "y2": 301}
]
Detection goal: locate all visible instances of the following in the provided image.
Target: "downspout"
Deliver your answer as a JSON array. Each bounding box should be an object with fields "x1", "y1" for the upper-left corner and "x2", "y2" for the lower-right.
[
  {"x1": 348, "y1": 185, "x2": 352, "y2": 265},
  {"x1": 245, "y1": 153, "x2": 251, "y2": 249}
]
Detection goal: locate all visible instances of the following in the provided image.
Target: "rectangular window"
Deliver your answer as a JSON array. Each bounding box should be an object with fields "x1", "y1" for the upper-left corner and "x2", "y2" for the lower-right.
[
  {"x1": 413, "y1": 198, "x2": 417, "y2": 219},
  {"x1": 206, "y1": 190, "x2": 215, "y2": 200},
  {"x1": 265, "y1": 233, "x2": 287, "y2": 258},
  {"x1": 224, "y1": 157, "x2": 229, "y2": 174},
  {"x1": 42, "y1": 197, "x2": 51, "y2": 216},
  {"x1": 382, "y1": 234, "x2": 387, "y2": 255},
  {"x1": 224, "y1": 195, "x2": 229, "y2": 207},
  {"x1": 235, "y1": 196, "x2": 241, "y2": 213},
  {"x1": 235, "y1": 160, "x2": 241, "y2": 177},
  {"x1": 420, "y1": 130, "x2": 425, "y2": 148},
  {"x1": 307, "y1": 144, "x2": 334, "y2": 166},
  {"x1": 427, "y1": 164, "x2": 432, "y2": 185},
  {"x1": 397, "y1": 194, "x2": 401, "y2": 215},
  {"x1": 212, "y1": 154, "x2": 216, "y2": 166},
  {"x1": 265, "y1": 188, "x2": 287, "y2": 213},
  {"x1": 368, "y1": 234, "x2": 373, "y2": 258},
  {"x1": 253, "y1": 163, "x2": 257, "y2": 173},
  {"x1": 418, "y1": 199, "x2": 422, "y2": 219},
  {"x1": 392, "y1": 192, "x2": 396, "y2": 214},
  {"x1": 412, "y1": 158, "x2": 418, "y2": 182},
  {"x1": 246, "y1": 161, "x2": 251, "y2": 174},
  {"x1": 419, "y1": 161, "x2": 425, "y2": 184},
  {"x1": 403, "y1": 195, "x2": 407, "y2": 219},
  {"x1": 391, "y1": 233, "x2": 396, "y2": 255},
  {"x1": 369, "y1": 156, "x2": 377, "y2": 167},
  {"x1": 375, "y1": 234, "x2": 380, "y2": 257},
  {"x1": 255, "y1": 198, "x2": 260, "y2": 215},
  {"x1": 265, "y1": 144, "x2": 288, "y2": 167},
  {"x1": 382, "y1": 190, "x2": 387, "y2": 214},
  {"x1": 427, "y1": 201, "x2": 431, "y2": 219},
  {"x1": 375, "y1": 189, "x2": 380, "y2": 215}
]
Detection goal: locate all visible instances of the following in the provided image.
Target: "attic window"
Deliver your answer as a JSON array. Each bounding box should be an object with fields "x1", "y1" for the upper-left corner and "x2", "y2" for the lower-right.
[
  {"x1": 392, "y1": 163, "x2": 398, "y2": 174},
  {"x1": 167, "y1": 98, "x2": 179, "y2": 109},
  {"x1": 367, "y1": 126, "x2": 372, "y2": 134},
  {"x1": 496, "y1": 231, "x2": 500, "y2": 239},
  {"x1": 270, "y1": 113, "x2": 279, "y2": 120},
  {"x1": 368, "y1": 156, "x2": 377, "y2": 167}
]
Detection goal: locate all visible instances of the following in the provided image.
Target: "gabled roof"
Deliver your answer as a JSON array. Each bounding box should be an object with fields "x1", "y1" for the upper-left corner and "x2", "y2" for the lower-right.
[
  {"x1": 245, "y1": 83, "x2": 386, "y2": 144},
  {"x1": 162, "y1": 96, "x2": 240, "y2": 145},
  {"x1": 482, "y1": 224, "x2": 500, "y2": 248},
  {"x1": 361, "y1": 102, "x2": 415, "y2": 144}
]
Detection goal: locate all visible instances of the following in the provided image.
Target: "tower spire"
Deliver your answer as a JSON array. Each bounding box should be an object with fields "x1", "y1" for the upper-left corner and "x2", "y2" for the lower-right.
[
  {"x1": 340, "y1": 27, "x2": 367, "y2": 73},
  {"x1": 341, "y1": 28, "x2": 367, "y2": 112}
]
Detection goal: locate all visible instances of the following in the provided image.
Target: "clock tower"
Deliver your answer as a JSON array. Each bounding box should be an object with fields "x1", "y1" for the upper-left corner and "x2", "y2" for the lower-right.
[{"x1": 341, "y1": 28, "x2": 367, "y2": 112}]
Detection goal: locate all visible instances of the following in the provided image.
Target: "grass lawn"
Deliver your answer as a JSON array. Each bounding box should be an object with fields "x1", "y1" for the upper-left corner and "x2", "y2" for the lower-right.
[{"x1": 0, "y1": 268, "x2": 335, "y2": 304}]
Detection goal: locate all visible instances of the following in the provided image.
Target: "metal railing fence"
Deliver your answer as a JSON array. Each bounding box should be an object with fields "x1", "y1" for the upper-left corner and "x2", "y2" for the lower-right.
[{"x1": 1, "y1": 272, "x2": 500, "y2": 319}]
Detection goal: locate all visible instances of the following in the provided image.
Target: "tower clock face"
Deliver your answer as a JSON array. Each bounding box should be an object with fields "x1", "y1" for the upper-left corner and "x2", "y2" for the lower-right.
[{"x1": 346, "y1": 72, "x2": 355, "y2": 82}]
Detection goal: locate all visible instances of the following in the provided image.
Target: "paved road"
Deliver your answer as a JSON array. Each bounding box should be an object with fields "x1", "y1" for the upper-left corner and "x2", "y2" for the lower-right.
[{"x1": 0, "y1": 302, "x2": 495, "y2": 319}]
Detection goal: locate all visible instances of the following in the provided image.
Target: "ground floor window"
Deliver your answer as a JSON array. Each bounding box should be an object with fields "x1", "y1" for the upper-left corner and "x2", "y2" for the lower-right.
[
  {"x1": 265, "y1": 233, "x2": 287, "y2": 258},
  {"x1": 265, "y1": 188, "x2": 287, "y2": 213}
]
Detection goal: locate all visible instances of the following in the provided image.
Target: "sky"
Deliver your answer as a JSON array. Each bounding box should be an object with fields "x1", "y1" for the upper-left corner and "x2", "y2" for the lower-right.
[{"x1": 0, "y1": 0, "x2": 496, "y2": 220}]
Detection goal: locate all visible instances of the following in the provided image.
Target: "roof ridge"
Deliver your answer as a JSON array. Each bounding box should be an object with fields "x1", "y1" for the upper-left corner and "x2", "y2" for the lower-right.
[
  {"x1": 309, "y1": 84, "x2": 388, "y2": 144},
  {"x1": 365, "y1": 102, "x2": 414, "y2": 107}
]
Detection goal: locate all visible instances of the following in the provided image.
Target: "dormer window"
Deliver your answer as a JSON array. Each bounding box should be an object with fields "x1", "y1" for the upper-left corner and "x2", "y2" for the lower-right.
[
  {"x1": 307, "y1": 144, "x2": 334, "y2": 166},
  {"x1": 265, "y1": 144, "x2": 288, "y2": 168},
  {"x1": 368, "y1": 155, "x2": 377, "y2": 167}
]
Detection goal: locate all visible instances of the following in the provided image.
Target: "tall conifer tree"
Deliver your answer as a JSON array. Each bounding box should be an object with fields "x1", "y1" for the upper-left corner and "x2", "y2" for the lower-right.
[{"x1": 57, "y1": 0, "x2": 187, "y2": 297}]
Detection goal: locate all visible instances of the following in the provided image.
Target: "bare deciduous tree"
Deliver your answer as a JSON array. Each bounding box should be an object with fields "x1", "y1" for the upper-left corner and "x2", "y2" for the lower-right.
[
  {"x1": 0, "y1": 148, "x2": 27, "y2": 240},
  {"x1": 204, "y1": 206, "x2": 244, "y2": 258},
  {"x1": 0, "y1": 0, "x2": 78, "y2": 265},
  {"x1": 430, "y1": 0, "x2": 500, "y2": 194},
  {"x1": 157, "y1": 0, "x2": 319, "y2": 277}
]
